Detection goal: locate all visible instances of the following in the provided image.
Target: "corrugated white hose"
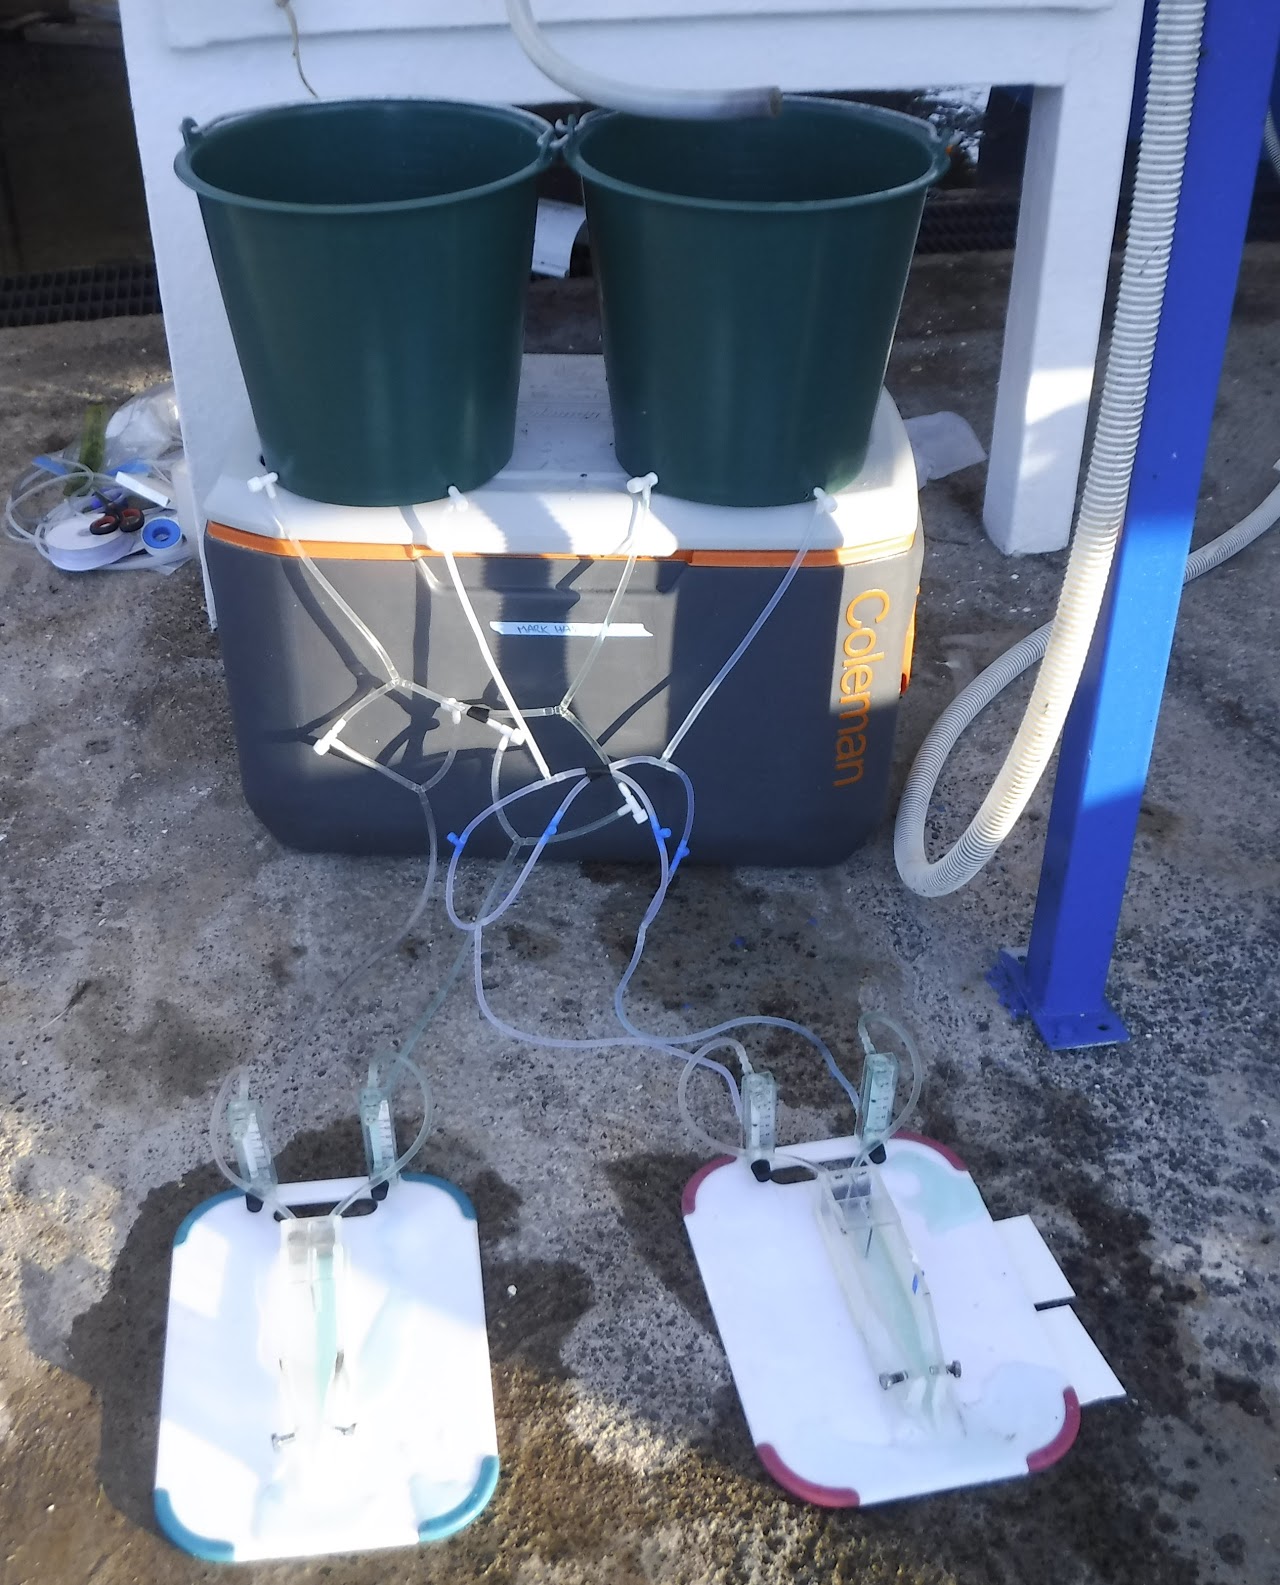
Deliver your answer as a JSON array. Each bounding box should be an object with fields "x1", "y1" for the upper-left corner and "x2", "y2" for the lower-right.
[
  {"x1": 504, "y1": 0, "x2": 780, "y2": 119},
  {"x1": 1265, "y1": 112, "x2": 1280, "y2": 181},
  {"x1": 902, "y1": 471, "x2": 1280, "y2": 775},
  {"x1": 896, "y1": 0, "x2": 1206, "y2": 896}
]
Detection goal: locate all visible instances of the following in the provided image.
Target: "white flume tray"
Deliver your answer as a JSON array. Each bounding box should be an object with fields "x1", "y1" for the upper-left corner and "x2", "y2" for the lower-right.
[
  {"x1": 683, "y1": 1133, "x2": 1123, "y2": 1507},
  {"x1": 155, "y1": 1173, "x2": 498, "y2": 1562}
]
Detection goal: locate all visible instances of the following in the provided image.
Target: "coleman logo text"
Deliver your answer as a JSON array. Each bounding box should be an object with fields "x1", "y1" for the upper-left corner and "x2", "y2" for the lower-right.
[{"x1": 833, "y1": 589, "x2": 889, "y2": 787}]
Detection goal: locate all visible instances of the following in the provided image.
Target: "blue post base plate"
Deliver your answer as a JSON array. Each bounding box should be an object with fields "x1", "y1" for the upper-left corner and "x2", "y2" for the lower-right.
[{"x1": 987, "y1": 951, "x2": 1130, "y2": 1052}]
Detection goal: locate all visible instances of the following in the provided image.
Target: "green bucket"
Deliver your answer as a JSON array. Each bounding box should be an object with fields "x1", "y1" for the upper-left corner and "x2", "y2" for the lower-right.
[
  {"x1": 176, "y1": 99, "x2": 553, "y2": 507},
  {"x1": 565, "y1": 99, "x2": 947, "y2": 508}
]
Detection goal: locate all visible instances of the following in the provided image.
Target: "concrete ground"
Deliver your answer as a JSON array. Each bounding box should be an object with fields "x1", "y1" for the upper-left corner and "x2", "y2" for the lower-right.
[{"x1": 1, "y1": 250, "x2": 1278, "y2": 1585}]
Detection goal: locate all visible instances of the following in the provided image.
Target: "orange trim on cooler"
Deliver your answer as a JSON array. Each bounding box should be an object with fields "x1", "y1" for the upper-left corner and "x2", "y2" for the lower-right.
[
  {"x1": 205, "y1": 520, "x2": 916, "y2": 569},
  {"x1": 901, "y1": 598, "x2": 918, "y2": 693}
]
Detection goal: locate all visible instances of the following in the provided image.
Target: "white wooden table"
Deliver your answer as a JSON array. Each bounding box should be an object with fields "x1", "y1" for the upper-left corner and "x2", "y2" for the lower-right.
[{"x1": 120, "y1": 0, "x2": 1146, "y2": 560}]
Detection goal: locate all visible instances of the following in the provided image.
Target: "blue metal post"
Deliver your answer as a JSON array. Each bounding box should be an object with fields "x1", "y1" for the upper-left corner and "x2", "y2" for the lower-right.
[{"x1": 990, "y1": 0, "x2": 1280, "y2": 1050}]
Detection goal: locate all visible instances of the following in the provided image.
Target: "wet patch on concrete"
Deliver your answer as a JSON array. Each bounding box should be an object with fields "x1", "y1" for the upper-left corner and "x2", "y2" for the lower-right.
[
  {"x1": 604, "y1": 1151, "x2": 715, "y2": 1335},
  {"x1": 504, "y1": 921, "x2": 562, "y2": 962},
  {"x1": 47, "y1": 988, "x2": 234, "y2": 1104},
  {"x1": 68, "y1": 1159, "x2": 226, "y2": 1535}
]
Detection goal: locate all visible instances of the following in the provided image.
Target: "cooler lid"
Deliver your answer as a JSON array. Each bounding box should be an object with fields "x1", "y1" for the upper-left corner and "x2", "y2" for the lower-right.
[{"x1": 204, "y1": 354, "x2": 918, "y2": 558}]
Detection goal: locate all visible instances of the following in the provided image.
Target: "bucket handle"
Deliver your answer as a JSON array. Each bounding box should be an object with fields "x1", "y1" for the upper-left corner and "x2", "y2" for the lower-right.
[
  {"x1": 182, "y1": 103, "x2": 572, "y2": 168},
  {"x1": 537, "y1": 113, "x2": 576, "y2": 163},
  {"x1": 179, "y1": 103, "x2": 312, "y2": 149},
  {"x1": 932, "y1": 124, "x2": 958, "y2": 183}
]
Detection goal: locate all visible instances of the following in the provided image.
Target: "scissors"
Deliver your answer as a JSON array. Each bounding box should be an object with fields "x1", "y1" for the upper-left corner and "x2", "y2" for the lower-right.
[{"x1": 89, "y1": 501, "x2": 146, "y2": 536}]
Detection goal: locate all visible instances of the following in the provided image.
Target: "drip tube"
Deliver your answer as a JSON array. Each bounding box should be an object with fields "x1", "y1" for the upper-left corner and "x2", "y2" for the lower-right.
[
  {"x1": 663, "y1": 488, "x2": 832, "y2": 761},
  {"x1": 678, "y1": 1047, "x2": 749, "y2": 1156},
  {"x1": 330, "y1": 1051, "x2": 435, "y2": 1218},
  {"x1": 441, "y1": 756, "x2": 858, "y2": 1122},
  {"x1": 560, "y1": 473, "x2": 651, "y2": 711},
  {"x1": 486, "y1": 723, "x2": 629, "y2": 847},
  {"x1": 210, "y1": 1066, "x2": 294, "y2": 1219},
  {"x1": 251, "y1": 473, "x2": 464, "y2": 727},
  {"x1": 396, "y1": 845, "x2": 522, "y2": 1063},
  {"x1": 441, "y1": 543, "x2": 553, "y2": 781},
  {"x1": 856, "y1": 1011, "x2": 923, "y2": 1147},
  {"x1": 504, "y1": 0, "x2": 780, "y2": 120},
  {"x1": 896, "y1": 0, "x2": 1207, "y2": 896},
  {"x1": 896, "y1": 470, "x2": 1280, "y2": 840},
  {"x1": 443, "y1": 770, "x2": 746, "y2": 1113},
  {"x1": 292, "y1": 530, "x2": 399, "y2": 684},
  {"x1": 607, "y1": 760, "x2": 862, "y2": 1115}
]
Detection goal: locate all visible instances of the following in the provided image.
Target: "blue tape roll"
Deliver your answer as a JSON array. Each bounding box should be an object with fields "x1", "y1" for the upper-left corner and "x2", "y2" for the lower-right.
[{"x1": 142, "y1": 516, "x2": 183, "y2": 551}]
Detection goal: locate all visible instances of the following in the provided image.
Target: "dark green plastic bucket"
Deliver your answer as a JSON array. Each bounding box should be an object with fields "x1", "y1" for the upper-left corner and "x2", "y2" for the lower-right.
[
  {"x1": 176, "y1": 100, "x2": 552, "y2": 506},
  {"x1": 565, "y1": 99, "x2": 947, "y2": 507}
]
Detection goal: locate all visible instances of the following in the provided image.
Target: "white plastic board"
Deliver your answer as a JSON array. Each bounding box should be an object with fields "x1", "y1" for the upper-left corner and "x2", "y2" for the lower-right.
[
  {"x1": 1036, "y1": 1304, "x2": 1126, "y2": 1406},
  {"x1": 994, "y1": 1212, "x2": 1076, "y2": 1307},
  {"x1": 155, "y1": 1173, "x2": 498, "y2": 1562},
  {"x1": 683, "y1": 1133, "x2": 1123, "y2": 1507}
]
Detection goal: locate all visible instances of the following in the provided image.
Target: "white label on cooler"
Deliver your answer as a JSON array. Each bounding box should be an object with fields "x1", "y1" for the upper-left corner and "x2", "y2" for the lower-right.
[{"x1": 487, "y1": 621, "x2": 652, "y2": 639}]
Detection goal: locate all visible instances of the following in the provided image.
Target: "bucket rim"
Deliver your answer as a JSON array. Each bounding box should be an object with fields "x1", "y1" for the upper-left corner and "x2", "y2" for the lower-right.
[
  {"x1": 174, "y1": 98, "x2": 554, "y2": 216},
  {"x1": 564, "y1": 97, "x2": 948, "y2": 214}
]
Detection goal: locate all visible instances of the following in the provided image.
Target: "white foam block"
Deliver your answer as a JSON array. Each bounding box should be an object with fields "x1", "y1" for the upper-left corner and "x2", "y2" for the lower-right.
[
  {"x1": 155, "y1": 1173, "x2": 498, "y2": 1562},
  {"x1": 684, "y1": 1134, "x2": 1121, "y2": 1507}
]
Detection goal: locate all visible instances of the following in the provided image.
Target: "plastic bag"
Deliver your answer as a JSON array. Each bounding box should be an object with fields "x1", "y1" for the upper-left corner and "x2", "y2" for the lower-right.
[
  {"x1": 103, "y1": 381, "x2": 183, "y2": 472},
  {"x1": 903, "y1": 411, "x2": 987, "y2": 487}
]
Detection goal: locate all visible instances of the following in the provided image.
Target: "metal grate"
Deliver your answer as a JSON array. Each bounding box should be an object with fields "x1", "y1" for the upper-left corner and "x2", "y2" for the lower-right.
[
  {"x1": 917, "y1": 194, "x2": 1020, "y2": 254},
  {"x1": 916, "y1": 186, "x2": 1280, "y2": 255},
  {"x1": 1, "y1": 186, "x2": 1275, "y2": 327},
  {"x1": 0, "y1": 261, "x2": 160, "y2": 329}
]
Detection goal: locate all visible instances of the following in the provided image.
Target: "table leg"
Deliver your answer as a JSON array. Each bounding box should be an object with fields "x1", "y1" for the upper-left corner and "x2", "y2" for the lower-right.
[{"x1": 983, "y1": 59, "x2": 1140, "y2": 555}]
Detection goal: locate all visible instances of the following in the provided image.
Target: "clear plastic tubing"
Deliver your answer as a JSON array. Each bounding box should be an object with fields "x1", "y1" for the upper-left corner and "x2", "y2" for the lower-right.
[
  {"x1": 560, "y1": 473, "x2": 651, "y2": 711},
  {"x1": 444, "y1": 769, "x2": 745, "y2": 1114},
  {"x1": 663, "y1": 489, "x2": 831, "y2": 761},
  {"x1": 209, "y1": 1065, "x2": 294, "y2": 1220},
  {"x1": 444, "y1": 762, "x2": 858, "y2": 1121},
  {"x1": 441, "y1": 545, "x2": 553, "y2": 781},
  {"x1": 855, "y1": 1010, "x2": 923, "y2": 1146},
  {"x1": 330, "y1": 1050, "x2": 435, "y2": 1217},
  {"x1": 607, "y1": 764, "x2": 862, "y2": 1116}
]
